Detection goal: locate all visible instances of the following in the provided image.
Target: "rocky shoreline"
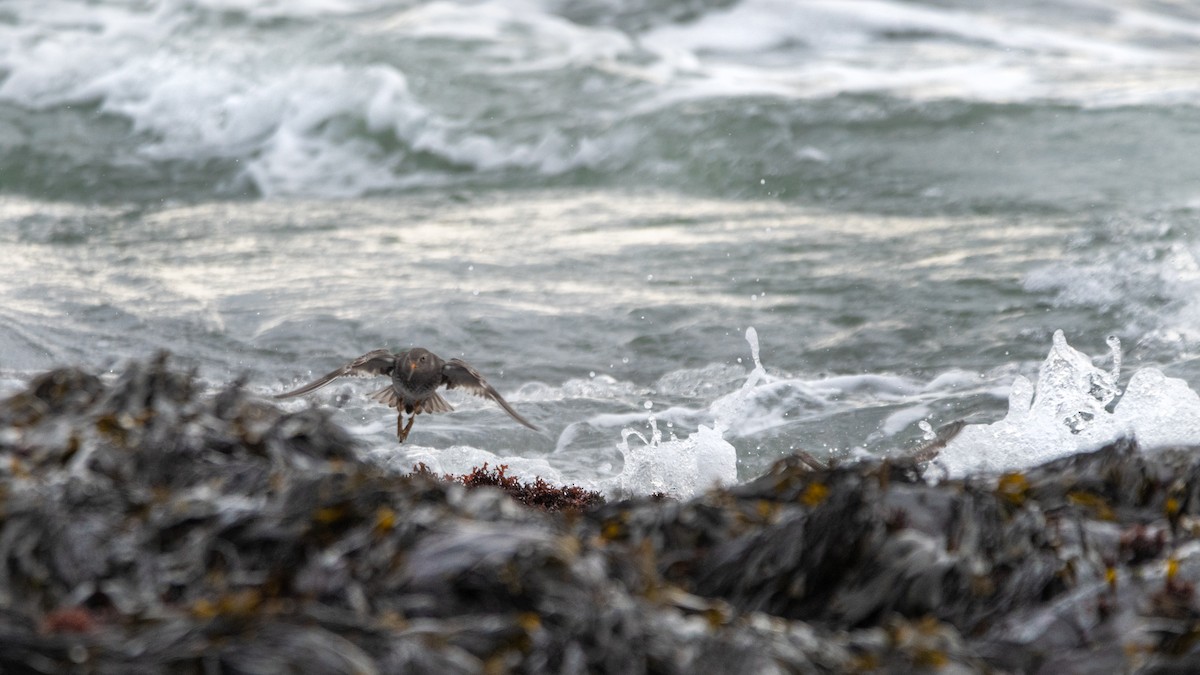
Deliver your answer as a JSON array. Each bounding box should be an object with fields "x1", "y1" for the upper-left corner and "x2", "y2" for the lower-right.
[{"x1": 2, "y1": 355, "x2": 1200, "y2": 673}]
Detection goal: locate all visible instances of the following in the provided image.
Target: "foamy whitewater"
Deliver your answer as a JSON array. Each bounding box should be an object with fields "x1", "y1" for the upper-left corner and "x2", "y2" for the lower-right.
[
  {"x1": 939, "y1": 330, "x2": 1200, "y2": 477},
  {"x1": 6, "y1": 0, "x2": 1200, "y2": 494}
]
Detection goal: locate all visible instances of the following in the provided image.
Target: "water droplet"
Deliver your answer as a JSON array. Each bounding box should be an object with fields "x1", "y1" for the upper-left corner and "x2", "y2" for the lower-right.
[
  {"x1": 468, "y1": 265, "x2": 474, "y2": 271},
  {"x1": 760, "y1": 178, "x2": 766, "y2": 185},
  {"x1": 919, "y1": 420, "x2": 935, "y2": 440},
  {"x1": 646, "y1": 274, "x2": 654, "y2": 281},
  {"x1": 622, "y1": 357, "x2": 630, "y2": 364},
  {"x1": 644, "y1": 400, "x2": 653, "y2": 410},
  {"x1": 1107, "y1": 334, "x2": 1122, "y2": 383}
]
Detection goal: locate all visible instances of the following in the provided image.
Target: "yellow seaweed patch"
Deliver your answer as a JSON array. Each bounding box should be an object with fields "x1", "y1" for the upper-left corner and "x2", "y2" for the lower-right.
[
  {"x1": 800, "y1": 482, "x2": 829, "y2": 507},
  {"x1": 600, "y1": 516, "x2": 626, "y2": 541},
  {"x1": 849, "y1": 653, "x2": 881, "y2": 672},
  {"x1": 518, "y1": 612, "x2": 541, "y2": 632},
  {"x1": 703, "y1": 606, "x2": 728, "y2": 629},
  {"x1": 374, "y1": 506, "x2": 397, "y2": 534},
  {"x1": 95, "y1": 414, "x2": 127, "y2": 441},
  {"x1": 191, "y1": 589, "x2": 262, "y2": 619},
  {"x1": 996, "y1": 472, "x2": 1028, "y2": 506},
  {"x1": 314, "y1": 505, "x2": 347, "y2": 524},
  {"x1": 191, "y1": 598, "x2": 218, "y2": 620},
  {"x1": 913, "y1": 648, "x2": 949, "y2": 668},
  {"x1": 1067, "y1": 491, "x2": 1116, "y2": 521},
  {"x1": 750, "y1": 499, "x2": 779, "y2": 524}
]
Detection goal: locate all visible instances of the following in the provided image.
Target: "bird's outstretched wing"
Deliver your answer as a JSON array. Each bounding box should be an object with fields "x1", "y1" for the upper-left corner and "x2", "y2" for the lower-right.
[
  {"x1": 441, "y1": 358, "x2": 539, "y2": 431},
  {"x1": 276, "y1": 349, "x2": 398, "y2": 399}
]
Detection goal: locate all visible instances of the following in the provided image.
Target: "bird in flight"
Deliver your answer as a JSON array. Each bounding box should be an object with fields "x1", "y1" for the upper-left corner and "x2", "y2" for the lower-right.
[{"x1": 276, "y1": 348, "x2": 538, "y2": 443}]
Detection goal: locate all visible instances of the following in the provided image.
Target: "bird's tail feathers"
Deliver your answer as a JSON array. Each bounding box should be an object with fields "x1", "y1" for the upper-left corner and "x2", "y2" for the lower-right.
[
  {"x1": 368, "y1": 387, "x2": 456, "y2": 414},
  {"x1": 368, "y1": 385, "x2": 400, "y2": 408},
  {"x1": 422, "y1": 392, "x2": 455, "y2": 414}
]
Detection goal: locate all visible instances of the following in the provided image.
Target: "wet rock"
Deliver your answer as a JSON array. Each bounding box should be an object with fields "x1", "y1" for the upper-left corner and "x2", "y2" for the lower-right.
[{"x1": 3, "y1": 356, "x2": 1200, "y2": 672}]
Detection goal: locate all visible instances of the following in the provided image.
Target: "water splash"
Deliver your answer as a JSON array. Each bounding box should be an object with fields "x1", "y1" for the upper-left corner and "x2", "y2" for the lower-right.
[
  {"x1": 1107, "y1": 334, "x2": 1122, "y2": 385},
  {"x1": 1038, "y1": 330, "x2": 1120, "y2": 434},
  {"x1": 712, "y1": 326, "x2": 769, "y2": 434},
  {"x1": 918, "y1": 420, "x2": 936, "y2": 441},
  {"x1": 939, "y1": 330, "x2": 1200, "y2": 476},
  {"x1": 614, "y1": 328, "x2": 761, "y2": 498}
]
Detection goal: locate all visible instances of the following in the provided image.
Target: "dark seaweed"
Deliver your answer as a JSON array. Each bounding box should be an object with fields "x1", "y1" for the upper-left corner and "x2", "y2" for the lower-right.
[{"x1": 3, "y1": 355, "x2": 1200, "y2": 673}]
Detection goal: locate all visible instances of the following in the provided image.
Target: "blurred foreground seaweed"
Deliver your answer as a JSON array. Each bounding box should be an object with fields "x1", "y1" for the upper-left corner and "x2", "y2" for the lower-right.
[{"x1": 3, "y1": 355, "x2": 1200, "y2": 672}]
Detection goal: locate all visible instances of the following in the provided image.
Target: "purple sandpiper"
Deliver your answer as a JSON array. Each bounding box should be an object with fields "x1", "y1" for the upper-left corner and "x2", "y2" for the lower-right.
[{"x1": 276, "y1": 348, "x2": 538, "y2": 443}]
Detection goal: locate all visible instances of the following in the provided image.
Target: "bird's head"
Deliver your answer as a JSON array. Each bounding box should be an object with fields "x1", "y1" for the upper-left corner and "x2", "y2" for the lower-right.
[{"x1": 405, "y1": 348, "x2": 435, "y2": 375}]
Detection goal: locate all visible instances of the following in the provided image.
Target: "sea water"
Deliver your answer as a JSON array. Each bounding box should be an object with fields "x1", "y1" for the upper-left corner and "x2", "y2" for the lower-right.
[{"x1": 5, "y1": 0, "x2": 1200, "y2": 495}]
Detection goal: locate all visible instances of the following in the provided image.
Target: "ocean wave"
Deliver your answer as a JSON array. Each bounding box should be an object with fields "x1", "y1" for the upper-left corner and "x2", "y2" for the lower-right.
[
  {"x1": 1023, "y1": 214, "x2": 1200, "y2": 357},
  {"x1": 3, "y1": 0, "x2": 1200, "y2": 201}
]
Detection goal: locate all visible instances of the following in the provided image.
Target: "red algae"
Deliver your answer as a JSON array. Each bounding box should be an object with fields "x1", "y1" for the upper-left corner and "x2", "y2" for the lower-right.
[{"x1": 409, "y1": 462, "x2": 605, "y2": 513}]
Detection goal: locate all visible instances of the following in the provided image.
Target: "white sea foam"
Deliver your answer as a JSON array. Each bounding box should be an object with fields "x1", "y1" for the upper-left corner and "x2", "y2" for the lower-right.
[
  {"x1": 644, "y1": 0, "x2": 1151, "y2": 57},
  {"x1": 880, "y1": 405, "x2": 932, "y2": 438},
  {"x1": 681, "y1": 368, "x2": 990, "y2": 445},
  {"x1": 372, "y1": 443, "x2": 568, "y2": 487},
  {"x1": 1025, "y1": 231, "x2": 1200, "y2": 350},
  {"x1": 182, "y1": 0, "x2": 397, "y2": 19},
  {"x1": 0, "y1": 0, "x2": 631, "y2": 197},
  {"x1": 3, "y1": 0, "x2": 1200, "y2": 199},
  {"x1": 515, "y1": 375, "x2": 644, "y2": 402},
  {"x1": 641, "y1": 0, "x2": 1200, "y2": 106},
  {"x1": 379, "y1": 0, "x2": 633, "y2": 68},
  {"x1": 939, "y1": 330, "x2": 1200, "y2": 476}
]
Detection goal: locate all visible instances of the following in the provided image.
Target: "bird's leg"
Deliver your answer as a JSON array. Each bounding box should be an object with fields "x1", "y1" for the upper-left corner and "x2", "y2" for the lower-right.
[{"x1": 397, "y1": 413, "x2": 416, "y2": 443}]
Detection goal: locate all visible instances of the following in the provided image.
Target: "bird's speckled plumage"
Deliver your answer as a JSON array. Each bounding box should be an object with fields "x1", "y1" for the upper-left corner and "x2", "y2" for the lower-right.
[{"x1": 276, "y1": 347, "x2": 538, "y2": 443}]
